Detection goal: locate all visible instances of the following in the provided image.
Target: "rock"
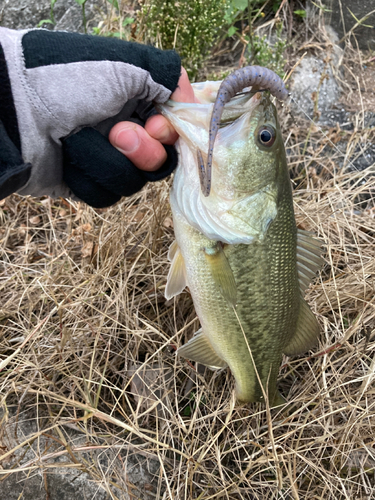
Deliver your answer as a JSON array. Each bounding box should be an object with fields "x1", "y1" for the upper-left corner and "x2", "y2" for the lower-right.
[
  {"x1": 363, "y1": 112, "x2": 375, "y2": 129},
  {"x1": 54, "y1": 0, "x2": 103, "y2": 33},
  {"x1": 127, "y1": 361, "x2": 174, "y2": 416},
  {"x1": 1, "y1": 468, "x2": 111, "y2": 500},
  {"x1": 290, "y1": 52, "x2": 342, "y2": 124},
  {"x1": 0, "y1": 0, "x2": 104, "y2": 33},
  {"x1": 325, "y1": 0, "x2": 375, "y2": 51},
  {"x1": 0, "y1": 404, "x2": 162, "y2": 499},
  {"x1": 318, "y1": 109, "x2": 353, "y2": 130},
  {"x1": 288, "y1": 28, "x2": 375, "y2": 181},
  {"x1": 341, "y1": 141, "x2": 375, "y2": 173}
]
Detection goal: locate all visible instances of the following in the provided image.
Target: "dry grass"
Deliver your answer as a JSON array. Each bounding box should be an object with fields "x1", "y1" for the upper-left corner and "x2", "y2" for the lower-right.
[
  {"x1": 1, "y1": 124, "x2": 374, "y2": 499},
  {"x1": 1, "y1": 7, "x2": 375, "y2": 500}
]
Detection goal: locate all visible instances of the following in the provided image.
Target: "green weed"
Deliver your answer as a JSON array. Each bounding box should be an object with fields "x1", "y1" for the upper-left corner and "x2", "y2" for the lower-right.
[
  {"x1": 90, "y1": 0, "x2": 287, "y2": 79},
  {"x1": 75, "y1": 0, "x2": 88, "y2": 33},
  {"x1": 37, "y1": 0, "x2": 88, "y2": 32},
  {"x1": 138, "y1": 0, "x2": 231, "y2": 80},
  {"x1": 247, "y1": 22, "x2": 287, "y2": 77},
  {"x1": 224, "y1": 1, "x2": 287, "y2": 77},
  {"x1": 92, "y1": 16, "x2": 135, "y2": 39},
  {"x1": 37, "y1": 0, "x2": 57, "y2": 27}
]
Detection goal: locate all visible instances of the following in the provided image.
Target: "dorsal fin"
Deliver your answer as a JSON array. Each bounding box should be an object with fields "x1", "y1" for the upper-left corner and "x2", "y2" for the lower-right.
[
  {"x1": 165, "y1": 242, "x2": 187, "y2": 299},
  {"x1": 297, "y1": 229, "x2": 324, "y2": 293}
]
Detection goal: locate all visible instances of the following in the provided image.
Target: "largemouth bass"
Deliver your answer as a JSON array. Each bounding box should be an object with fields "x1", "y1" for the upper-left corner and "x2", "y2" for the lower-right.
[{"x1": 159, "y1": 69, "x2": 322, "y2": 405}]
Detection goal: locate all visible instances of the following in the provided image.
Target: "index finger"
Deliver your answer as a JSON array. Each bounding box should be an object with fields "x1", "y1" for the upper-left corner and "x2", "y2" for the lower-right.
[
  {"x1": 145, "y1": 67, "x2": 197, "y2": 144},
  {"x1": 170, "y1": 67, "x2": 196, "y2": 103}
]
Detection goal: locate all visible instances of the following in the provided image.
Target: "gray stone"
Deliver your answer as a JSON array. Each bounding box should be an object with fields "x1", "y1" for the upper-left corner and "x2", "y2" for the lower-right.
[
  {"x1": 341, "y1": 141, "x2": 375, "y2": 173},
  {"x1": 1, "y1": 405, "x2": 162, "y2": 499},
  {"x1": 325, "y1": 0, "x2": 375, "y2": 50},
  {"x1": 0, "y1": 0, "x2": 104, "y2": 33},
  {"x1": 1, "y1": 469, "x2": 111, "y2": 500},
  {"x1": 363, "y1": 111, "x2": 375, "y2": 129},
  {"x1": 290, "y1": 52, "x2": 342, "y2": 123},
  {"x1": 318, "y1": 108, "x2": 353, "y2": 129},
  {"x1": 54, "y1": 0, "x2": 103, "y2": 33}
]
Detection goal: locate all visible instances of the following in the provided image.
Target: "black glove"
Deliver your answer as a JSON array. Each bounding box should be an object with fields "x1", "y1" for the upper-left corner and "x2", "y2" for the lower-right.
[{"x1": 0, "y1": 28, "x2": 181, "y2": 207}]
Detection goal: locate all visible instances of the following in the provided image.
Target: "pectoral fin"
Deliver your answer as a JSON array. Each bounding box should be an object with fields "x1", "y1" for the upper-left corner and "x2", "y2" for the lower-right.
[
  {"x1": 204, "y1": 243, "x2": 237, "y2": 307},
  {"x1": 167, "y1": 240, "x2": 178, "y2": 261},
  {"x1": 165, "y1": 242, "x2": 187, "y2": 300},
  {"x1": 283, "y1": 298, "x2": 320, "y2": 356},
  {"x1": 177, "y1": 329, "x2": 227, "y2": 370}
]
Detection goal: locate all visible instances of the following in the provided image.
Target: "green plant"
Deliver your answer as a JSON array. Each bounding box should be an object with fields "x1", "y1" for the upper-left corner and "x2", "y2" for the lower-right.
[
  {"x1": 37, "y1": 0, "x2": 57, "y2": 27},
  {"x1": 138, "y1": 0, "x2": 231, "y2": 80},
  {"x1": 37, "y1": 0, "x2": 88, "y2": 32},
  {"x1": 92, "y1": 16, "x2": 135, "y2": 39},
  {"x1": 224, "y1": 0, "x2": 270, "y2": 38},
  {"x1": 74, "y1": 0, "x2": 88, "y2": 33},
  {"x1": 223, "y1": 1, "x2": 287, "y2": 77},
  {"x1": 247, "y1": 22, "x2": 287, "y2": 77},
  {"x1": 311, "y1": 1, "x2": 332, "y2": 13},
  {"x1": 92, "y1": 0, "x2": 137, "y2": 40},
  {"x1": 106, "y1": 0, "x2": 119, "y2": 8},
  {"x1": 224, "y1": 0, "x2": 248, "y2": 37},
  {"x1": 182, "y1": 391, "x2": 207, "y2": 416}
]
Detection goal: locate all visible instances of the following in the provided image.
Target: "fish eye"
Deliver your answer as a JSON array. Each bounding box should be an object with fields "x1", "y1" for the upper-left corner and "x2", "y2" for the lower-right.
[{"x1": 257, "y1": 125, "x2": 276, "y2": 147}]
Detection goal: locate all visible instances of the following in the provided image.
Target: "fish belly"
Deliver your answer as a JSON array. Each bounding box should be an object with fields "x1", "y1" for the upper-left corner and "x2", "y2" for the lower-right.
[{"x1": 173, "y1": 195, "x2": 299, "y2": 404}]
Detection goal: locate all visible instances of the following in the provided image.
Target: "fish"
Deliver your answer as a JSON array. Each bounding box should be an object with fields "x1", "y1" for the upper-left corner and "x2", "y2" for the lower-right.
[{"x1": 158, "y1": 67, "x2": 323, "y2": 405}]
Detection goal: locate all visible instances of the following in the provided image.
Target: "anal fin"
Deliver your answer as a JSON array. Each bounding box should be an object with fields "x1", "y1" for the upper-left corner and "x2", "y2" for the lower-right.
[
  {"x1": 177, "y1": 329, "x2": 227, "y2": 370},
  {"x1": 283, "y1": 298, "x2": 320, "y2": 356},
  {"x1": 271, "y1": 391, "x2": 287, "y2": 408}
]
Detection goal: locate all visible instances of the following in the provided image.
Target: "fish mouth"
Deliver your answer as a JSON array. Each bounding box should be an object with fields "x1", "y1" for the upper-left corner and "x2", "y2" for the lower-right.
[
  {"x1": 196, "y1": 92, "x2": 263, "y2": 199},
  {"x1": 198, "y1": 66, "x2": 288, "y2": 198}
]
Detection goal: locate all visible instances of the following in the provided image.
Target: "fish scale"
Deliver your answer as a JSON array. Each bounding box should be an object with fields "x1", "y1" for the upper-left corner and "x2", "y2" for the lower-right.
[
  {"x1": 226, "y1": 181, "x2": 298, "y2": 402},
  {"x1": 172, "y1": 178, "x2": 299, "y2": 403}
]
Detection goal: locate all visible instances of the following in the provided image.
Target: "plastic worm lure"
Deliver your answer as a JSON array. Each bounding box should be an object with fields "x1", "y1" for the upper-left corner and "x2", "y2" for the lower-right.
[{"x1": 198, "y1": 66, "x2": 289, "y2": 197}]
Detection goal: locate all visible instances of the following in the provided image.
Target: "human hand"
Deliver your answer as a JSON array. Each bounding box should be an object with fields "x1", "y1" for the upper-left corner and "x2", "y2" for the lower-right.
[
  {"x1": 109, "y1": 67, "x2": 196, "y2": 173},
  {"x1": 0, "y1": 28, "x2": 183, "y2": 207}
]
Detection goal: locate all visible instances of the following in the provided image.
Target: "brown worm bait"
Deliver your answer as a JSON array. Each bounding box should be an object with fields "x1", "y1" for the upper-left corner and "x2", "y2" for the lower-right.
[{"x1": 198, "y1": 66, "x2": 289, "y2": 197}]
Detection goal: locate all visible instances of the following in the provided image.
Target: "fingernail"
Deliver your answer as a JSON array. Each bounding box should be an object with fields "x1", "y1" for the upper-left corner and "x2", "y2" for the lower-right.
[
  {"x1": 114, "y1": 128, "x2": 140, "y2": 154},
  {"x1": 156, "y1": 123, "x2": 174, "y2": 143}
]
